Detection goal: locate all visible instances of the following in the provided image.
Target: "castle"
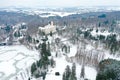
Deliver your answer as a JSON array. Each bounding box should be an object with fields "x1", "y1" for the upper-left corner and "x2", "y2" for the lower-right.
[{"x1": 38, "y1": 21, "x2": 56, "y2": 35}]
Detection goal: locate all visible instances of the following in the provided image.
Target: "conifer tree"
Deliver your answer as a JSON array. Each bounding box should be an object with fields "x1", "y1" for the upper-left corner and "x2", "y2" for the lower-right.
[
  {"x1": 31, "y1": 62, "x2": 37, "y2": 75},
  {"x1": 80, "y1": 64, "x2": 85, "y2": 79},
  {"x1": 50, "y1": 31, "x2": 53, "y2": 36},
  {"x1": 63, "y1": 72, "x2": 66, "y2": 80},
  {"x1": 47, "y1": 42, "x2": 51, "y2": 56},
  {"x1": 70, "y1": 63, "x2": 77, "y2": 80},
  {"x1": 63, "y1": 65, "x2": 71, "y2": 80}
]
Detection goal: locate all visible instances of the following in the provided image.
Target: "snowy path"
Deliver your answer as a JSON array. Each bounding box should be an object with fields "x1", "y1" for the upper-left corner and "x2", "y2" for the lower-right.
[{"x1": 0, "y1": 45, "x2": 39, "y2": 80}]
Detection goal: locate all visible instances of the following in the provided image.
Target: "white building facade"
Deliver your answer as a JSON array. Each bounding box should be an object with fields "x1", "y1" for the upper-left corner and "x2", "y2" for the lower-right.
[{"x1": 38, "y1": 21, "x2": 56, "y2": 35}]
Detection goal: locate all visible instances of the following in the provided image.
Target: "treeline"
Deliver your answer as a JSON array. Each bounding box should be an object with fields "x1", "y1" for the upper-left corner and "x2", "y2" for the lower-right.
[
  {"x1": 0, "y1": 11, "x2": 120, "y2": 34},
  {"x1": 77, "y1": 28, "x2": 120, "y2": 54}
]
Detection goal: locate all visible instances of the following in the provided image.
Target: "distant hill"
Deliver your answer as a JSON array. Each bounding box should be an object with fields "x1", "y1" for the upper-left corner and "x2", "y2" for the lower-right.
[{"x1": 0, "y1": 10, "x2": 120, "y2": 34}]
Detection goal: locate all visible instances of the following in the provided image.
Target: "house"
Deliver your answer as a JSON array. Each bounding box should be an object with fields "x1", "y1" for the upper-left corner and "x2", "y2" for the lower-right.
[{"x1": 38, "y1": 21, "x2": 56, "y2": 35}]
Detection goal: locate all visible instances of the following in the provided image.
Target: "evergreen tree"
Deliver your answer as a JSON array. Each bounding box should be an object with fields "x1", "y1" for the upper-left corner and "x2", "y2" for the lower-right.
[
  {"x1": 63, "y1": 72, "x2": 66, "y2": 80},
  {"x1": 84, "y1": 31, "x2": 90, "y2": 38},
  {"x1": 42, "y1": 72, "x2": 46, "y2": 80},
  {"x1": 5, "y1": 25, "x2": 11, "y2": 33},
  {"x1": 27, "y1": 35, "x2": 32, "y2": 43},
  {"x1": 47, "y1": 42, "x2": 51, "y2": 56},
  {"x1": 28, "y1": 77, "x2": 30, "y2": 80},
  {"x1": 96, "y1": 29, "x2": 98, "y2": 33},
  {"x1": 80, "y1": 64, "x2": 85, "y2": 79},
  {"x1": 41, "y1": 42, "x2": 47, "y2": 57},
  {"x1": 40, "y1": 42, "x2": 50, "y2": 69},
  {"x1": 96, "y1": 59, "x2": 120, "y2": 80},
  {"x1": 70, "y1": 63, "x2": 77, "y2": 80},
  {"x1": 31, "y1": 62, "x2": 37, "y2": 75},
  {"x1": 14, "y1": 31, "x2": 20, "y2": 37},
  {"x1": 14, "y1": 31, "x2": 17, "y2": 37},
  {"x1": 56, "y1": 52, "x2": 58, "y2": 57},
  {"x1": 41, "y1": 41, "x2": 51, "y2": 57},
  {"x1": 50, "y1": 57, "x2": 55, "y2": 67},
  {"x1": 66, "y1": 65, "x2": 71, "y2": 80},
  {"x1": 50, "y1": 31, "x2": 53, "y2": 36},
  {"x1": 30, "y1": 35, "x2": 53, "y2": 79},
  {"x1": 45, "y1": 35, "x2": 48, "y2": 41},
  {"x1": 63, "y1": 65, "x2": 71, "y2": 80},
  {"x1": 98, "y1": 22, "x2": 101, "y2": 27}
]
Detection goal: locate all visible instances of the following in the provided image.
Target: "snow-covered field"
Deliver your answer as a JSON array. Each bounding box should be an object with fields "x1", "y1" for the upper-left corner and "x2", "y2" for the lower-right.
[
  {"x1": 45, "y1": 44, "x2": 97, "y2": 80},
  {"x1": 0, "y1": 28, "x2": 119, "y2": 80},
  {"x1": 0, "y1": 37, "x2": 118, "y2": 80},
  {"x1": 46, "y1": 55, "x2": 97, "y2": 80},
  {"x1": 33, "y1": 11, "x2": 75, "y2": 17},
  {"x1": 0, "y1": 45, "x2": 39, "y2": 80}
]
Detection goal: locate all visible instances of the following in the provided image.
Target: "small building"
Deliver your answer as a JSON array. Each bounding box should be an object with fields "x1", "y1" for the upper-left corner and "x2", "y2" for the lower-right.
[{"x1": 38, "y1": 21, "x2": 56, "y2": 35}]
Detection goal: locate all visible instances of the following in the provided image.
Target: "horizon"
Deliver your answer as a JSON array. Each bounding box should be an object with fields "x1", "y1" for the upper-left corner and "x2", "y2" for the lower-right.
[
  {"x1": 1, "y1": 5, "x2": 120, "y2": 9},
  {"x1": 0, "y1": 0, "x2": 120, "y2": 8}
]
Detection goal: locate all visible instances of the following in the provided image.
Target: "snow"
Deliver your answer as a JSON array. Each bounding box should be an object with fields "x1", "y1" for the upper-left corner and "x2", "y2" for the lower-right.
[
  {"x1": 0, "y1": 36, "x2": 106, "y2": 80},
  {"x1": 0, "y1": 50, "x2": 18, "y2": 61},
  {"x1": 44, "y1": 34, "x2": 98, "y2": 80},
  {"x1": 16, "y1": 57, "x2": 36, "y2": 69},
  {"x1": 0, "y1": 60, "x2": 16, "y2": 76},
  {"x1": 76, "y1": 64, "x2": 97, "y2": 80},
  {"x1": 0, "y1": 45, "x2": 39, "y2": 80},
  {"x1": 45, "y1": 50, "x2": 97, "y2": 80},
  {"x1": 86, "y1": 44, "x2": 94, "y2": 51},
  {"x1": 84, "y1": 67, "x2": 97, "y2": 80},
  {"x1": 68, "y1": 45, "x2": 77, "y2": 57},
  {"x1": 104, "y1": 51, "x2": 120, "y2": 61},
  {"x1": 1, "y1": 7, "x2": 120, "y2": 18},
  {"x1": 14, "y1": 54, "x2": 25, "y2": 60},
  {"x1": 0, "y1": 27, "x2": 118, "y2": 80},
  {"x1": 46, "y1": 56, "x2": 97, "y2": 80},
  {"x1": 46, "y1": 55, "x2": 72, "y2": 80},
  {"x1": 19, "y1": 10, "x2": 75, "y2": 18},
  {"x1": 38, "y1": 11, "x2": 75, "y2": 18},
  {"x1": 91, "y1": 29, "x2": 111, "y2": 37}
]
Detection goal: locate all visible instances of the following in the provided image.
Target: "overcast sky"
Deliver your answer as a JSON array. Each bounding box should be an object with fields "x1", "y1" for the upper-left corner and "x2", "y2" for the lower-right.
[{"x1": 0, "y1": 0, "x2": 120, "y2": 8}]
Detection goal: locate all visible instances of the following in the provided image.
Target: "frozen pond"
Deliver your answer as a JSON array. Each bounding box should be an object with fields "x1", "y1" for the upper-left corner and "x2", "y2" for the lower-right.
[{"x1": 0, "y1": 45, "x2": 39, "y2": 80}]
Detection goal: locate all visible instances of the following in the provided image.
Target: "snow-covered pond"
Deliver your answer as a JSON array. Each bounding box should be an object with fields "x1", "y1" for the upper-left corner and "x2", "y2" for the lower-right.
[{"x1": 0, "y1": 45, "x2": 39, "y2": 80}]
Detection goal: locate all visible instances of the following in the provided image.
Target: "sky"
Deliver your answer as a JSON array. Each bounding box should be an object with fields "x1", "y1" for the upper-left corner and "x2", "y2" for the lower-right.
[{"x1": 0, "y1": 0, "x2": 120, "y2": 8}]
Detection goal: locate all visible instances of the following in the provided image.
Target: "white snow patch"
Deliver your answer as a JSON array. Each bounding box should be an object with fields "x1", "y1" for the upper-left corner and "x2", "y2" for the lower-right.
[
  {"x1": 14, "y1": 54, "x2": 25, "y2": 60},
  {"x1": 68, "y1": 45, "x2": 77, "y2": 57},
  {"x1": 0, "y1": 45, "x2": 39, "y2": 80},
  {"x1": 0, "y1": 60, "x2": 16, "y2": 76},
  {"x1": 91, "y1": 29, "x2": 111, "y2": 37},
  {"x1": 0, "y1": 50, "x2": 17, "y2": 61},
  {"x1": 46, "y1": 56, "x2": 72, "y2": 80},
  {"x1": 16, "y1": 57, "x2": 36, "y2": 69},
  {"x1": 76, "y1": 64, "x2": 97, "y2": 80},
  {"x1": 86, "y1": 44, "x2": 94, "y2": 51}
]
